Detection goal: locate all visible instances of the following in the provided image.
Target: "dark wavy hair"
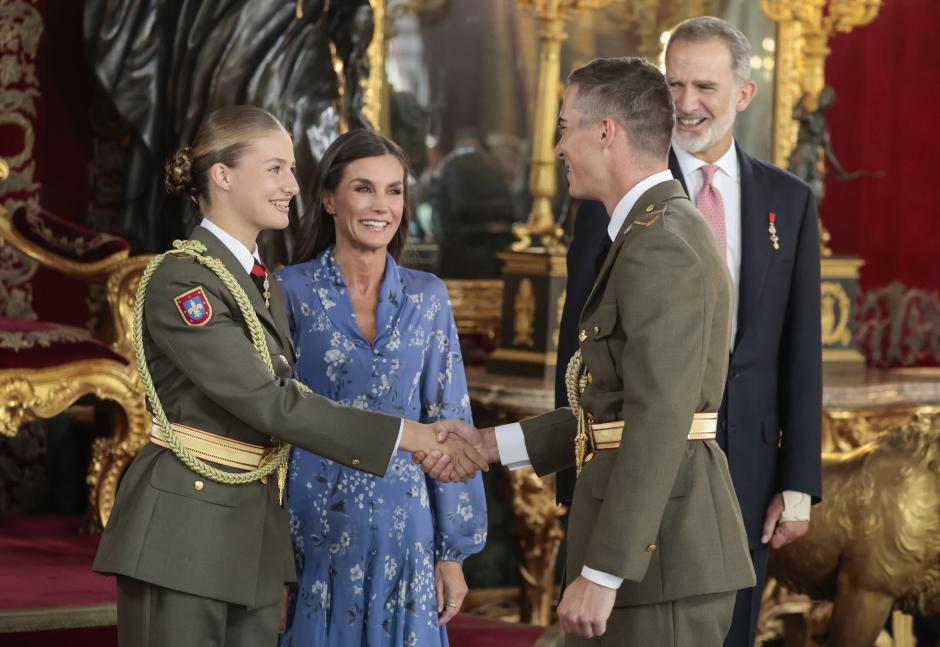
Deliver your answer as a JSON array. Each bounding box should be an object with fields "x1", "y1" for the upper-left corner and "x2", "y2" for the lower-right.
[{"x1": 292, "y1": 129, "x2": 413, "y2": 264}]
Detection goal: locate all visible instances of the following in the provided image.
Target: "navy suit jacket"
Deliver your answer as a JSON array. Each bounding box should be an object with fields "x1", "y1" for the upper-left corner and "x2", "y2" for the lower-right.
[{"x1": 555, "y1": 145, "x2": 822, "y2": 547}]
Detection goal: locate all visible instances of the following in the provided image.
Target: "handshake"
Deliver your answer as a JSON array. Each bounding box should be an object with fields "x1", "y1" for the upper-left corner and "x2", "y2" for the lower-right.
[{"x1": 400, "y1": 419, "x2": 500, "y2": 482}]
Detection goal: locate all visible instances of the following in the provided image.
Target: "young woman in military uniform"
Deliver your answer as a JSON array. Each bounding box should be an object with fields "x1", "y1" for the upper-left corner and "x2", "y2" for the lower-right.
[{"x1": 92, "y1": 106, "x2": 485, "y2": 647}]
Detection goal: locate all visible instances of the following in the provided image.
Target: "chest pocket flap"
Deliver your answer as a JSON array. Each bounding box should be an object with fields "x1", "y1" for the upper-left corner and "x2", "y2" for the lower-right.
[{"x1": 584, "y1": 303, "x2": 618, "y2": 340}]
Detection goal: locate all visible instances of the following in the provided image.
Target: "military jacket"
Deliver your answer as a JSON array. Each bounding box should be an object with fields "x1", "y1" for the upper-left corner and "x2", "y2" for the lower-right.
[
  {"x1": 521, "y1": 180, "x2": 755, "y2": 606},
  {"x1": 93, "y1": 226, "x2": 401, "y2": 608}
]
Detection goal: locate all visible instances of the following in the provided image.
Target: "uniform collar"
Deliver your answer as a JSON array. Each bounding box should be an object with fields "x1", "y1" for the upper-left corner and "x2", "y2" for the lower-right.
[
  {"x1": 198, "y1": 218, "x2": 262, "y2": 274},
  {"x1": 607, "y1": 169, "x2": 674, "y2": 241},
  {"x1": 671, "y1": 137, "x2": 739, "y2": 183}
]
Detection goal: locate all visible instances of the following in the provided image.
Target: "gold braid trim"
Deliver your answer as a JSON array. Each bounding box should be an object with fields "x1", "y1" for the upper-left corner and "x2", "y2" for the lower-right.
[
  {"x1": 134, "y1": 239, "x2": 309, "y2": 488},
  {"x1": 564, "y1": 349, "x2": 592, "y2": 475}
]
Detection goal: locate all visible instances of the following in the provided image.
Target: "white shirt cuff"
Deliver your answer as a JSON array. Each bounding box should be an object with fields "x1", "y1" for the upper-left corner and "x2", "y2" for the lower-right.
[
  {"x1": 391, "y1": 419, "x2": 404, "y2": 454},
  {"x1": 581, "y1": 566, "x2": 623, "y2": 590},
  {"x1": 495, "y1": 423, "x2": 531, "y2": 470},
  {"x1": 780, "y1": 490, "x2": 811, "y2": 522}
]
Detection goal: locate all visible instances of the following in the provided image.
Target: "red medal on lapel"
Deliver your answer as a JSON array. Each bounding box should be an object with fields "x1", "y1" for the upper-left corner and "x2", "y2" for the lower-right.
[
  {"x1": 768, "y1": 212, "x2": 780, "y2": 250},
  {"x1": 174, "y1": 287, "x2": 213, "y2": 326}
]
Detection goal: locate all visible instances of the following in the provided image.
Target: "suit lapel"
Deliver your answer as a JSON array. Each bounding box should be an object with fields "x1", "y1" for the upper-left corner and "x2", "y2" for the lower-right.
[
  {"x1": 668, "y1": 149, "x2": 689, "y2": 197},
  {"x1": 579, "y1": 180, "x2": 687, "y2": 322},
  {"x1": 191, "y1": 227, "x2": 284, "y2": 348},
  {"x1": 735, "y1": 144, "x2": 772, "y2": 347}
]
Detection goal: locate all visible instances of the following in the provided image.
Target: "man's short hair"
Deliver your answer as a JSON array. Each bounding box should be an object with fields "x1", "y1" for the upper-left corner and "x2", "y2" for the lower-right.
[
  {"x1": 567, "y1": 57, "x2": 675, "y2": 161},
  {"x1": 666, "y1": 16, "x2": 752, "y2": 83}
]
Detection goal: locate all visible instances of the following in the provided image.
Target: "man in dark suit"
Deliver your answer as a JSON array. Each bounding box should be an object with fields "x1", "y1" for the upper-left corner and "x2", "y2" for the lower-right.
[{"x1": 555, "y1": 17, "x2": 822, "y2": 647}]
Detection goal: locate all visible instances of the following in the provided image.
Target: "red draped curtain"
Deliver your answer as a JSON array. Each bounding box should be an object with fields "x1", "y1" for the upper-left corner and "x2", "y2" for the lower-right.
[{"x1": 823, "y1": 0, "x2": 940, "y2": 292}]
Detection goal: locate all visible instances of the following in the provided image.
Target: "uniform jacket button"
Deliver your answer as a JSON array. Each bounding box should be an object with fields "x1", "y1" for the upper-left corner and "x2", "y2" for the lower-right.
[
  {"x1": 194, "y1": 481, "x2": 204, "y2": 491},
  {"x1": 645, "y1": 543, "x2": 657, "y2": 552},
  {"x1": 351, "y1": 458, "x2": 361, "y2": 466},
  {"x1": 593, "y1": 325, "x2": 600, "y2": 334}
]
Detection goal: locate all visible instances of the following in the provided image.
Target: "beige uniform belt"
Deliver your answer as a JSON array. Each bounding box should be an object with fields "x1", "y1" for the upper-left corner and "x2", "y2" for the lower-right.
[
  {"x1": 150, "y1": 422, "x2": 268, "y2": 471},
  {"x1": 589, "y1": 412, "x2": 718, "y2": 451}
]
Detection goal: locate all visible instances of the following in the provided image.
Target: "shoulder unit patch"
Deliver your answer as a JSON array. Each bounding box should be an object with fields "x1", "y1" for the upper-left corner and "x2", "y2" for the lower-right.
[{"x1": 174, "y1": 286, "x2": 212, "y2": 326}]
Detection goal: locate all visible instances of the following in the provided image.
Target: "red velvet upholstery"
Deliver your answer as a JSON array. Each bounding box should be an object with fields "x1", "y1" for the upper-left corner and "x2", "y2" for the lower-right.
[
  {"x1": 11, "y1": 207, "x2": 128, "y2": 263},
  {"x1": 0, "y1": 317, "x2": 126, "y2": 369}
]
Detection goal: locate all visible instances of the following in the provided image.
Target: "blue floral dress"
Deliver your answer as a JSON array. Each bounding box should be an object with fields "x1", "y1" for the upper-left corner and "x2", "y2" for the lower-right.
[{"x1": 275, "y1": 248, "x2": 487, "y2": 647}]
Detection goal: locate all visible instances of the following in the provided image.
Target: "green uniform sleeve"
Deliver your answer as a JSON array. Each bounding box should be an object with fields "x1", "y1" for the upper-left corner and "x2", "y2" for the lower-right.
[
  {"x1": 145, "y1": 256, "x2": 401, "y2": 476},
  {"x1": 518, "y1": 408, "x2": 578, "y2": 476}
]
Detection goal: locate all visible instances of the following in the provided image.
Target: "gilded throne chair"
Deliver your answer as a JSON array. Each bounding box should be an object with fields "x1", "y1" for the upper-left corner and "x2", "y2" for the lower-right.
[{"x1": 0, "y1": 203, "x2": 151, "y2": 528}]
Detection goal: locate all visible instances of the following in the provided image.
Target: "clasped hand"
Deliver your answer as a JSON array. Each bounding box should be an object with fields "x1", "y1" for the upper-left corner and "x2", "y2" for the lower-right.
[
  {"x1": 410, "y1": 421, "x2": 500, "y2": 482},
  {"x1": 403, "y1": 419, "x2": 492, "y2": 483}
]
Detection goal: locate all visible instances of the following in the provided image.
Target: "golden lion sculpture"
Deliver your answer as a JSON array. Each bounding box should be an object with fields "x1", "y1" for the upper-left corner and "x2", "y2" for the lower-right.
[{"x1": 768, "y1": 413, "x2": 940, "y2": 646}]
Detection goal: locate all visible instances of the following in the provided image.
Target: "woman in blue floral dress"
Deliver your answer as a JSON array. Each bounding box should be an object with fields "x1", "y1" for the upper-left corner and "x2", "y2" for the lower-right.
[{"x1": 276, "y1": 130, "x2": 487, "y2": 647}]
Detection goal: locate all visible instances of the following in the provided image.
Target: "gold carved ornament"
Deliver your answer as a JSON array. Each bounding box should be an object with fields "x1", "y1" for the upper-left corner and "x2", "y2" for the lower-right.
[
  {"x1": 508, "y1": 466, "x2": 566, "y2": 625},
  {"x1": 0, "y1": 322, "x2": 92, "y2": 351},
  {"x1": 820, "y1": 280, "x2": 852, "y2": 345},
  {"x1": 0, "y1": 211, "x2": 152, "y2": 527},
  {"x1": 551, "y1": 287, "x2": 565, "y2": 349},
  {"x1": 766, "y1": 413, "x2": 940, "y2": 647},
  {"x1": 511, "y1": 277, "x2": 536, "y2": 347},
  {"x1": 511, "y1": 0, "x2": 613, "y2": 253}
]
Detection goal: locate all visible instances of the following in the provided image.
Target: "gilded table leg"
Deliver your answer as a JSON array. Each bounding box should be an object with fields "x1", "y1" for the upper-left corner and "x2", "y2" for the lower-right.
[{"x1": 509, "y1": 467, "x2": 566, "y2": 626}]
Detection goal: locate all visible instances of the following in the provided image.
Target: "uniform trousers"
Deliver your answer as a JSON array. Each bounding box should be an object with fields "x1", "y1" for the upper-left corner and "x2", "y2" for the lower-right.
[
  {"x1": 565, "y1": 590, "x2": 735, "y2": 647},
  {"x1": 723, "y1": 547, "x2": 770, "y2": 647},
  {"x1": 117, "y1": 576, "x2": 280, "y2": 647}
]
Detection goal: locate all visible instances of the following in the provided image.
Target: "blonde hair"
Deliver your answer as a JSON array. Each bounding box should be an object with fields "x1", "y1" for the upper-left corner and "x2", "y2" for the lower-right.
[{"x1": 165, "y1": 105, "x2": 285, "y2": 203}]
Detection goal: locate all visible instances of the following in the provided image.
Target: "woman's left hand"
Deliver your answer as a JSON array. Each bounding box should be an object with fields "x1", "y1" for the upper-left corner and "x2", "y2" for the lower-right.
[{"x1": 435, "y1": 560, "x2": 468, "y2": 625}]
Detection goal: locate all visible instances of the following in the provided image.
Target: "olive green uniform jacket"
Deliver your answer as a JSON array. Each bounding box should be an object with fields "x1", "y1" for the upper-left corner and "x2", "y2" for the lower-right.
[
  {"x1": 93, "y1": 227, "x2": 401, "y2": 609},
  {"x1": 523, "y1": 180, "x2": 755, "y2": 607}
]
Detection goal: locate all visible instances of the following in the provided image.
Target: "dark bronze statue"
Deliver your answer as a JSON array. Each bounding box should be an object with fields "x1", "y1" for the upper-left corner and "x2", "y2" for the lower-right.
[
  {"x1": 85, "y1": 0, "x2": 373, "y2": 262},
  {"x1": 787, "y1": 86, "x2": 879, "y2": 205}
]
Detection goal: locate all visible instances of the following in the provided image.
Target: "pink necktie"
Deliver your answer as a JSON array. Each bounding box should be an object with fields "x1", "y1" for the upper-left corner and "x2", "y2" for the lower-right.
[{"x1": 696, "y1": 164, "x2": 726, "y2": 255}]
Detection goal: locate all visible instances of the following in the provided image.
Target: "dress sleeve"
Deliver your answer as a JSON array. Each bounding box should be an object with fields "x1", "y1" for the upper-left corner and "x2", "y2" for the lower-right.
[
  {"x1": 421, "y1": 285, "x2": 488, "y2": 562},
  {"x1": 272, "y1": 272, "x2": 298, "y2": 341}
]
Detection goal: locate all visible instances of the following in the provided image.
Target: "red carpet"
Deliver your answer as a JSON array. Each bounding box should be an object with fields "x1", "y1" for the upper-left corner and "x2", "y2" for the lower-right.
[
  {"x1": 0, "y1": 514, "x2": 551, "y2": 646},
  {"x1": 0, "y1": 515, "x2": 114, "y2": 610},
  {"x1": 0, "y1": 619, "x2": 549, "y2": 647}
]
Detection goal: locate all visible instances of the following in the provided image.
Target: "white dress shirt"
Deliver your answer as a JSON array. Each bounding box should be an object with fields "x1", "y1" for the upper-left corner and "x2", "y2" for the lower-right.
[
  {"x1": 197, "y1": 218, "x2": 404, "y2": 453},
  {"x1": 199, "y1": 218, "x2": 263, "y2": 273},
  {"x1": 671, "y1": 141, "x2": 742, "y2": 346}
]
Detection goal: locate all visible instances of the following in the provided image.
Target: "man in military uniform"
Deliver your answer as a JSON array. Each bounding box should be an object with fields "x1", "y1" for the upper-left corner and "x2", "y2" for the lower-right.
[{"x1": 425, "y1": 58, "x2": 754, "y2": 644}]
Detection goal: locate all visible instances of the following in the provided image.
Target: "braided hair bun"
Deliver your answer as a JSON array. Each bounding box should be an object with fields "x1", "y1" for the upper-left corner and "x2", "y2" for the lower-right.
[{"x1": 164, "y1": 146, "x2": 199, "y2": 199}]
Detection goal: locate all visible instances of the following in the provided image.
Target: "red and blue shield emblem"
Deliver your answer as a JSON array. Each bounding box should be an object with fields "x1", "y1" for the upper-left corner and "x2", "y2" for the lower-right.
[{"x1": 174, "y1": 287, "x2": 212, "y2": 326}]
